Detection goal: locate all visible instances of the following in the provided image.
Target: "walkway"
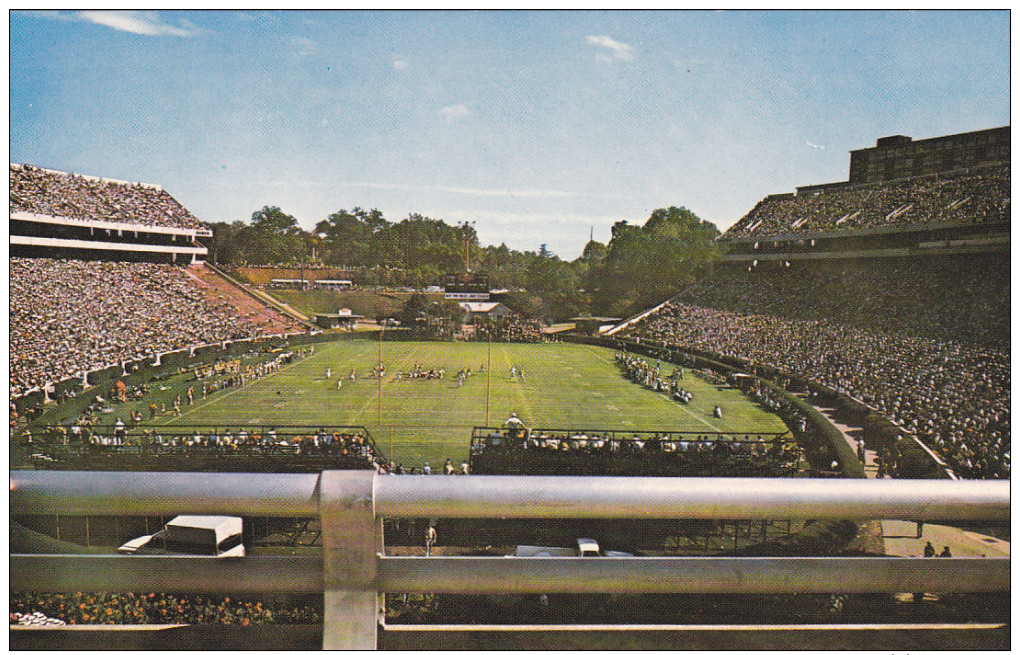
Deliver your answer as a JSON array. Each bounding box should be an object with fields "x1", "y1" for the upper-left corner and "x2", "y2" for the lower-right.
[{"x1": 805, "y1": 400, "x2": 1009, "y2": 559}]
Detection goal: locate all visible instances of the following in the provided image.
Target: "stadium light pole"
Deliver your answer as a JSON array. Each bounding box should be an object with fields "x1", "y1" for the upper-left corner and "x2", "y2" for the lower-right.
[
  {"x1": 378, "y1": 320, "x2": 385, "y2": 457},
  {"x1": 485, "y1": 331, "x2": 491, "y2": 425}
]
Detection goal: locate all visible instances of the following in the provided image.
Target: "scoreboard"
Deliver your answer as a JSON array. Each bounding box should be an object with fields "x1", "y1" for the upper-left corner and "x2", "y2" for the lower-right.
[{"x1": 444, "y1": 273, "x2": 490, "y2": 300}]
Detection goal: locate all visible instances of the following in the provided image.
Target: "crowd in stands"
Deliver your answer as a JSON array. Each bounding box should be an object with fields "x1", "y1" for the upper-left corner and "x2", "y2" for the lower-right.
[
  {"x1": 624, "y1": 299, "x2": 1009, "y2": 480},
  {"x1": 9, "y1": 164, "x2": 205, "y2": 230},
  {"x1": 469, "y1": 424, "x2": 801, "y2": 477},
  {"x1": 725, "y1": 164, "x2": 1009, "y2": 239},
  {"x1": 676, "y1": 257, "x2": 1009, "y2": 348},
  {"x1": 10, "y1": 258, "x2": 266, "y2": 397},
  {"x1": 21, "y1": 420, "x2": 469, "y2": 474},
  {"x1": 10, "y1": 592, "x2": 319, "y2": 626},
  {"x1": 473, "y1": 316, "x2": 544, "y2": 343}
]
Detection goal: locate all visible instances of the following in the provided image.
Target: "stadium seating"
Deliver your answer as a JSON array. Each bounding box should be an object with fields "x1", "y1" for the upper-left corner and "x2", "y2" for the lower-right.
[
  {"x1": 676, "y1": 256, "x2": 1009, "y2": 348},
  {"x1": 622, "y1": 270, "x2": 1009, "y2": 480},
  {"x1": 10, "y1": 258, "x2": 265, "y2": 396},
  {"x1": 626, "y1": 153, "x2": 1011, "y2": 483},
  {"x1": 724, "y1": 164, "x2": 1009, "y2": 239},
  {"x1": 10, "y1": 164, "x2": 205, "y2": 230}
]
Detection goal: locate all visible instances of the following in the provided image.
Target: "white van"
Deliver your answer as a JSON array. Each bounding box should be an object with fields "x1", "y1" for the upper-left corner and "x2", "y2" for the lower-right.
[{"x1": 119, "y1": 515, "x2": 245, "y2": 557}]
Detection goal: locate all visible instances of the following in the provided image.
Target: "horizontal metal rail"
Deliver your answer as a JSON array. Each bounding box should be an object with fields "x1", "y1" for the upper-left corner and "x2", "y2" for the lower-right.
[
  {"x1": 10, "y1": 470, "x2": 1011, "y2": 650},
  {"x1": 10, "y1": 554, "x2": 323, "y2": 593},
  {"x1": 372, "y1": 475, "x2": 1009, "y2": 522},
  {"x1": 10, "y1": 554, "x2": 1010, "y2": 595},
  {"x1": 11, "y1": 471, "x2": 1010, "y2": 522},
  {"x1": 377, "y1": 556, "x2": 1010, "y2": 594},
  {"x1": 11, "y1": 471, "x2": 320, "y2": 517}
]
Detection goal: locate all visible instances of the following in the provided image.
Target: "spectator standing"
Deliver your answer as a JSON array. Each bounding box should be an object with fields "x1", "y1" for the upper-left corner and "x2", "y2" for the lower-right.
[{"x1": 425, "y1": 524, "x2": 437, "y2": 556}]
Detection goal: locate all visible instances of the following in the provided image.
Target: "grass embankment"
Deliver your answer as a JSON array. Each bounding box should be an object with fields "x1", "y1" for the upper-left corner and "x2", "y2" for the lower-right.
[{"x1": 262, "y1": 289, "x2": 442, "y2": 320}]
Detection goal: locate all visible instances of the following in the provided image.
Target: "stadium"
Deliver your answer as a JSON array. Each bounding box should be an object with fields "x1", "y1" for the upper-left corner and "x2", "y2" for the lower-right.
[
  {"x1": 9, "y1": 11, "x2": 1009, "y2": 651},
  {"x1": 10, "y1": 122, "x2": 1010, "y2": 648}
]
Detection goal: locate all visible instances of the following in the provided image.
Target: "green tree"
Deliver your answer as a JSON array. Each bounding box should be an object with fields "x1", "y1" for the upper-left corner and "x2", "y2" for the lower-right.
[
  {"x1": 202, "y1": 221, "x2": 247, "y2": 265},
  {"x1": 251, "y1": 205, "x2": 301, "y2": 234},
  {"x1": 400, "y1": 293, "x2": 431, "y2": 327},
  {"x1": 580, "y1": 239, "x2": 607, "y2": 264},
  {"x1": 315, "y1": 207, "x2": 388, "y2": 267},
  {"x1": 233, "y1": 206, "x2": 309, "y2": 264},
  {"x1": 591, "y1": 207, "x2": 720, "y2": 315}
]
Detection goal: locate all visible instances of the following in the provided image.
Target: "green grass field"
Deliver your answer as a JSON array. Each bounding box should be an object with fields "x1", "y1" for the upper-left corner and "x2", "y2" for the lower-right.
[{"x1": 148, "y1": 340, "x2": 786, "y2": 468}]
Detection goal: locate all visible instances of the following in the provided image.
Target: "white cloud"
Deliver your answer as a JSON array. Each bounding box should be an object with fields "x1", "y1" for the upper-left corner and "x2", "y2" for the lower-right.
[
  {"x1": 291, "y1": 36, "x2": 317, "y2": 56},
  {"x1": 392, "y1": 59, "x2": 409, "y2": 70},
  {"x1": 439, "y1": 103, "x2": 471, "y2": 122},
  {"x1": 77, "y1": 11, "x2": 204, "y2": 37},
  {"x1": 586, "y1": 34, "x2": 634, "y2": 61},
  {"x1": 672, "y1": 58, "x2": 715, "y2": 70}
]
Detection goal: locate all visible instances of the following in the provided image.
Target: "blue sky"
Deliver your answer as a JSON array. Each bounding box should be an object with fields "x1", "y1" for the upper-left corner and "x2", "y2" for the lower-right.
[{"x1": 9, "y1": 10, "x2": 1010, "y2": 259}]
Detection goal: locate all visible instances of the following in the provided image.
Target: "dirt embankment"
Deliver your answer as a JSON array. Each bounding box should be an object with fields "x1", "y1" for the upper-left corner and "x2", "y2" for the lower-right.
[{"x1": 188, "y1": 265, "x2": 306, "y2": 334}]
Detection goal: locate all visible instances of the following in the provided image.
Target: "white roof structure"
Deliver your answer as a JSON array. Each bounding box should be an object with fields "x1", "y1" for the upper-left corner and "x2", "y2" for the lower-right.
[
  {"x1": 167, "y1": 515, "x2": 241, "y2": 531},
  {"x1": 459, "y1": 301, "x2": 503, "y2": 313}
]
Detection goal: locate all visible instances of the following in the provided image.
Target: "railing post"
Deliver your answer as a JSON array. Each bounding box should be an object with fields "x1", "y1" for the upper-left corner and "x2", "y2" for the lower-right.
[{"x1": 320, "y1": 470, "x2": 382, "y2": 650}]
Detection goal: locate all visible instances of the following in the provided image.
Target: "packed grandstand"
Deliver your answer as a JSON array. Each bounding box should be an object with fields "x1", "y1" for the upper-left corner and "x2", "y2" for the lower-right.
[
  {"x1": 9, "y1": 258, "x2": 267, "y2": 397},
  {"x1": 8, "y1": 164, "x2": 303, "y2": 399},
  {"x1": 614, "y1": 132, "x2": 1010, "y2": 482},
  {"x1": 726, "y1": 163, "x2": 1009, "y2": 238},
  {"x1": 10, "y1": 164, "x2": 205, "y2": 231}
]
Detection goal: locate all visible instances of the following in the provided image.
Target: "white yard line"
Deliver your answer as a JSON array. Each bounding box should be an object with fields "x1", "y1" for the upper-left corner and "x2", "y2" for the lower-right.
[
  {"x1": 658, "y1": 393, "x2": 723, "y2": 432},
  {"x1": 585, "y1": 343, "x2": 721, "y2": 432},
  {"x1": 498, "y1": 344, "x2": 534, "y2": 423},
  {"x1": 156, "y1": 344, "x2": 329, "y2": 426}
]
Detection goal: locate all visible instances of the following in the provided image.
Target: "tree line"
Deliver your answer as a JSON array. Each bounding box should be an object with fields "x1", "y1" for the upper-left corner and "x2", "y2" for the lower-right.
[{"x1": 202, "y1": 205, "x2": 721, "y2": 322}]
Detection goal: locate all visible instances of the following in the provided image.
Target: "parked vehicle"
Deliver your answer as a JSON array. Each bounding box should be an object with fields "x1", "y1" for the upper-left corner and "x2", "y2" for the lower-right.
[
  {"x1": 514, "y1": 537, "x2": 632, "y2": 559},
  {"x1": 118, "y1": 515, "x2": 244, "y2": 557}
]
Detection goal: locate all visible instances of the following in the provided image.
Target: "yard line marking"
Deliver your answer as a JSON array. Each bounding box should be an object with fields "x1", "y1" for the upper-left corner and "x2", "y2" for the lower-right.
[
  {"x1": 498, "y1": 343, "x2": 534, "y2": 423},
  {"x1": 659, "y1": 393, "x2": 722, "y2": 433},
  {"x1": 360, "y1": 347, "x2": 422, "y2": 428},
  {"x1": 155, "y1": 343, "x2": 329, "y2": 426}
]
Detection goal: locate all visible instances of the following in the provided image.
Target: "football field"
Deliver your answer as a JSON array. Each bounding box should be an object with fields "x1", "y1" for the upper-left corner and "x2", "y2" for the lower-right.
[{"x1": 154, "y1": 340, "x2": 787, "y2": 467}]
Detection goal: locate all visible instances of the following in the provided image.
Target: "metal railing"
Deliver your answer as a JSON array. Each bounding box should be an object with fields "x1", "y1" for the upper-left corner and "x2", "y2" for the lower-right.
[{"x1": 10, "y1": 470, "x2": 1011, "y2": 649}]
